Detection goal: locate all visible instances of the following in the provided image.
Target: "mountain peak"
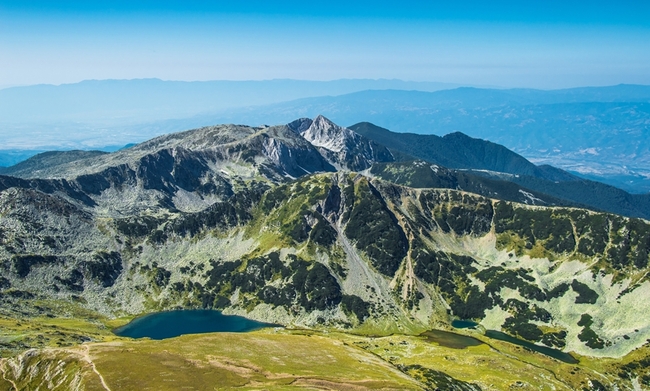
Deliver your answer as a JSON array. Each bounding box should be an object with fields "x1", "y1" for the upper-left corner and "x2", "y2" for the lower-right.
[
  {"x1": 300, "y1": 115, "x2": 350, "y2": 153},
  {"x1": 295, "y1": 116, "x2": 394, "y2": 171},
  {"x1": 312, "y1": 114, "x2": 337, "y2": 128}
]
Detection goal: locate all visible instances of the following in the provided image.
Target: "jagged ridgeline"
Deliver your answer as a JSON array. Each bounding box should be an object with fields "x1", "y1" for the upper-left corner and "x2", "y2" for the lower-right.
[{"x1": 1, "y1": 116, "x2": 650, "y2": 388}]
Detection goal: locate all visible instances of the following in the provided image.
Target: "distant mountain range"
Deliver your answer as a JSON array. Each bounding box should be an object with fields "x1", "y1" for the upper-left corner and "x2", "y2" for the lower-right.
[
  {"x1": 0, "y1": 78, "x2": 460, "y2": 124},
  {"x1": 3, "y1": 116, "x2": 648, "y2": 219},
  {"x1": 199, "y1": 85, "x2": 650, "y2": 193},
  {"x1": 1, "y1": 80, "x2": 649, "y2": 193},
  {"x1": 0, "y1": 78, "x2": 461, "y2": 160}
]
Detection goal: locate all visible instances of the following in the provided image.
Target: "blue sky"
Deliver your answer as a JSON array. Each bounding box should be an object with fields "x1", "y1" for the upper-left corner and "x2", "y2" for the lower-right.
[{"x1": 1, "y1": 1, "x2": 649, "y2": 89}]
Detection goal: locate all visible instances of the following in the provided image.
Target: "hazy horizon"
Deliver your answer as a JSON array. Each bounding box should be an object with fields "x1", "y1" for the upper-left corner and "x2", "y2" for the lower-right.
[
  {"x1": 0, "y1": 77, "x2": 471, "y2": 91},
  {"x1": 2, "y1": 1, "x2": 649, "y2": 89},
  {"x1": 3, "y1": 77, "x2": 650, "y2": 92}
]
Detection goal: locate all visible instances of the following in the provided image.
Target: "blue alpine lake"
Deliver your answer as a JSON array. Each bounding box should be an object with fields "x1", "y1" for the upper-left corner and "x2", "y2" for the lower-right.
[
  {"x1": 113, "y1": 310, "x2": 278, "y2": 340},
  {"x1": 451, "y1": 319, "x2": 479, "y2": 329}
]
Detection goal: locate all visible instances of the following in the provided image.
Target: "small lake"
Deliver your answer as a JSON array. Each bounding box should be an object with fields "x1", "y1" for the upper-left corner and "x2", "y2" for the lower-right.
[
  {"x1": 423, "y1": 321, "x2": 580, "y2": 364},
  {"x1": 451, "y1": 319, "x2": 479, "y2": 329},
  {"x1": 113, "y1": 310, "x2": 278, "y2": 340},
  {"x1": 420, "y1": 330, "x2": 484, "y2": 349},
  {"x1": 425, "y1": 326, "x2": 578, "y2": 364}
]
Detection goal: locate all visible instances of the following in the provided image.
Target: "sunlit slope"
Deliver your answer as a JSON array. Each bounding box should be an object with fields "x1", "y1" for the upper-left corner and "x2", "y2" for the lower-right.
[{"x1": 0, "y1": 331, "x2": 427, "y2": 391}]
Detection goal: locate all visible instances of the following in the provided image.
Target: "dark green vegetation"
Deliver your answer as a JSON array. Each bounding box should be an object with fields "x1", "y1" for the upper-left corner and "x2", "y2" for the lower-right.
[
  {"x1": 606, "y1": 217, "x2": 650, "y2": 271},
  {"x1": 412, "y1": 221, "x2": 564, "y2": 324},
  {"x1": 495, "y1": 202, "x2": 576, "y2": 254},
  {"x1": 403, "y1": 193, "x2": 649, "y2": 354},
  {"x1": 340, "y1": 294, "x2": 371, "y2": 322},
  {"x1": 11, "y1": 254, "x2": 60, "y2": 278},
  {"x1": 85, "y1": 251, "x2": 123, "y2": 287},
  {"x1": 343, "y1": 179, "x2": 408, "y2": 276},
  {"x1": 502, "y1": 299, "x2": 551, "y2": 343},
  {"x1": 414, "y1": 190, "x2": 494, "y2": 236},
  {"x1": 164, "y1": 185, "x2": 266, "y2": 238},
  {"x1": 413, "y1": 247, "x2": 485, "y2": 319},
  {"x1": 571, "y1": 280, "x2": 599, "y2": 304},
  {"x1": 201, "y1": 253, "x2": 342, "y2": 314},
  {"x1": 495, "y1": 203, "x2": 650, "y2": 277},
  {"x1": 618, "y1": 356, "x2": 650, "y2": 385},
  {"x1": 577, "y1": 314, "x2": 607, "y2": 349}
]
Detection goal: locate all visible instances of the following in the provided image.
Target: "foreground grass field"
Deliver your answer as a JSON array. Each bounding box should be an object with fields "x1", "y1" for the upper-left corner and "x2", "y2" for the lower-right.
[
  {"x1": 0, "y1": 329, "x2": 424, "y2": 391},
  {"x1": 1, "y1": 325, "x2": 633, "y2": 391}
]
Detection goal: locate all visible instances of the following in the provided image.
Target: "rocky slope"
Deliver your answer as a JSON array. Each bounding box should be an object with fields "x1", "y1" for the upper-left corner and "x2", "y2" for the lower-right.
[{"x1": 1, "y1": 116, "x2": 650, "y2": 389}]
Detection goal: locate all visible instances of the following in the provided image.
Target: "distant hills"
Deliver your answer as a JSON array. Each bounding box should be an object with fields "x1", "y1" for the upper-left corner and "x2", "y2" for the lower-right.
[
  {"x1": 349, "y1": 122, "x2": 575, "y2": 181},
  {"x1": 0, "y1": 150, "x2": 108, "y2": 178},
  {"x1": 0, "y1": 78, "x2": 460, "y2": 124}
]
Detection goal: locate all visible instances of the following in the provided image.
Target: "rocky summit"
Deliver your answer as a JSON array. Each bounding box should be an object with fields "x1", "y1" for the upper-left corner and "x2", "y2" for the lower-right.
[
  {"x1": 291, "y1": 115, "x2": 395, "y2": 171},
  {"x1": 0, "y1": 116, "x2": 649, "y2": 390}
]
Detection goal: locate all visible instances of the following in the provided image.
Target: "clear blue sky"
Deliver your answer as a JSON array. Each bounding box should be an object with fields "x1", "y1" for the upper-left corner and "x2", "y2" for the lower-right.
[{"x1": 1, "y1": 1, "x2": 649, "y2": 89}]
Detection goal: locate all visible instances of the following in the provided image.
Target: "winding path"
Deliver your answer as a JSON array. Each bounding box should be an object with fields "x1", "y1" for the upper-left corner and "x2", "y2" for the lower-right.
[{"x1": 81, "y1": 345, "x2": 112, "y2": 391}]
